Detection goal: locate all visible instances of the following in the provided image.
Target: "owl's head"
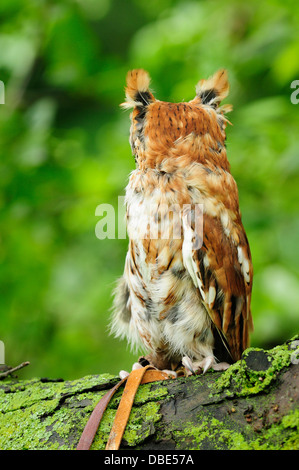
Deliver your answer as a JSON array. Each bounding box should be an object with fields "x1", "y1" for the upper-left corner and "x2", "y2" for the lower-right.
[{"x1": 121, "y1": 69, "x2": 232, "y2": 169}]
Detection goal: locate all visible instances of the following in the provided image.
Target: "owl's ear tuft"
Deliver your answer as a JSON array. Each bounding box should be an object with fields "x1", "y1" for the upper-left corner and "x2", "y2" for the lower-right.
[
  {"x1": 196, "y1": 69, "x2": 230, "y2": 109},
  {"x1": 121, "y1": 69, "x2": 155, "y2": 109}
]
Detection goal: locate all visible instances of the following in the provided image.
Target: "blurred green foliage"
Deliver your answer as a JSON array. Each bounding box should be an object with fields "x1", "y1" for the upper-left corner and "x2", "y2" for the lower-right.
[{"x1": 0, "y1": 0, "x2": 298, "y2": 379}]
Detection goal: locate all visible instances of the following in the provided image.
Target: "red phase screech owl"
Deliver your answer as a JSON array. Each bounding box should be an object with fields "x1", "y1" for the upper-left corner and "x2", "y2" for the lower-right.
[{"x1": 111, "y1": 69, "x2": 253, "y2": 374}]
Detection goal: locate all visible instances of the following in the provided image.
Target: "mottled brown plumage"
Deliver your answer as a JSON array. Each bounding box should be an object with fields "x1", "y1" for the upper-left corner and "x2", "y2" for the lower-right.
[{"x1": 111, "y1": 69, "x2": 253, "y2": 374}]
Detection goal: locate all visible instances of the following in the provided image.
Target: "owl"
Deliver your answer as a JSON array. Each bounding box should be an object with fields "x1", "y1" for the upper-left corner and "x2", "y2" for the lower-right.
[{"x1": 111, "y1": 69, "x2": 253, "y2": 376}]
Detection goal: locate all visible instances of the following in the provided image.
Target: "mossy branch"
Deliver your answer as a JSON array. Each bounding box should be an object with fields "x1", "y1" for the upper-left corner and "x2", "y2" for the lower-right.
[{"x1": 0, "y1": 337, "x2": 298, "y2": 450}]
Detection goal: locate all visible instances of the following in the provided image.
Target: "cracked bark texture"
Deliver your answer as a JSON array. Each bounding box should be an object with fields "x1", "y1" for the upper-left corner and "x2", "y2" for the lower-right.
[{"x1": 0, "y1": 337, "x2": 298, "y2": 450}]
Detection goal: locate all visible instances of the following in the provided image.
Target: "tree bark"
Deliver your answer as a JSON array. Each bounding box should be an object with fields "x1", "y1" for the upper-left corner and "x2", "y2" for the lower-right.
[{"x1": 0, "y1": 337, "x2": 298, "y2": 450}]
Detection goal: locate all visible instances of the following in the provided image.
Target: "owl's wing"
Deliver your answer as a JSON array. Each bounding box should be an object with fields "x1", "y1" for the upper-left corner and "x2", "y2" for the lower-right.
[{"x1": 182, "y1": 206, "x2": 253, "y2": 362}]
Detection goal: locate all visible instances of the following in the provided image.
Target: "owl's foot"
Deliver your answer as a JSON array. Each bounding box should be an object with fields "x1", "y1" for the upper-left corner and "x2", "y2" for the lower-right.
[
  {"x1": 119, "y1": 362, "x2": 148, "y2": 379},
  {"x1": 182, "y1": 355, "x2": 230, "y2": 376},
  {"x1": 119, "y1": 361, "x2": 177, "y2": 380}
]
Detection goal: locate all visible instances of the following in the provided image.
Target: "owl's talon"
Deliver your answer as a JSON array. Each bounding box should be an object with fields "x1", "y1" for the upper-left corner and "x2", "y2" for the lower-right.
[
  {"x1": 119, "y1": 370, "x2": 130, "y2": 379},
  {"x1": 181, "y1": 355, "x2": 230, "y2": 376},
  {"x1": 200, "y1": 355, "x2": 215, "y2": 374},
  {"x1": 182, "y1": 356, "x2": 196, "y2": 375},
  {"x1": 132, "y1": 362, "x2": 143, "y2": 371}
]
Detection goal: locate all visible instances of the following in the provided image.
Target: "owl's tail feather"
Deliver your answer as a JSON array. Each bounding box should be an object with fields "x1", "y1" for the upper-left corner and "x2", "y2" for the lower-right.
[
  {"x1": 121, "y1": 69, "x2": 156, "y2": 109},
  {"x1": 195, "y1": 69, "x2": 232, "y2": 112}
]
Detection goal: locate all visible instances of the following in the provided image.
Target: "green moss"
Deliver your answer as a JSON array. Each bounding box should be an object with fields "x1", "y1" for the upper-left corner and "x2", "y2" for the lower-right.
[
  {"x1": 0, "y1": 373, "x2": 116, "y2": 412},
  {"x1": 248, "y1": 409, "x2": 299, "y2": 450},
  {"x1": 173, "y1": 410, "x2": 299, "y2": 450},
  {"x1": 134, "y1": 383, "x2": 169, "y2": 404},
  {"x1": 124, "y1": 401, "x2": 162, "y2": 446},
  {"x1": 0, "y1": 399, "x2": 60, "y2": 450},
  {"x1": 0, "y1": 373, "x2": 117, "y2": 450},
  {"x1": 172, "y1": 416, "x2": 252, "y2": 450},
  {"x1": 215, "y1": 342, "x2": 293, "y2": 397}
]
